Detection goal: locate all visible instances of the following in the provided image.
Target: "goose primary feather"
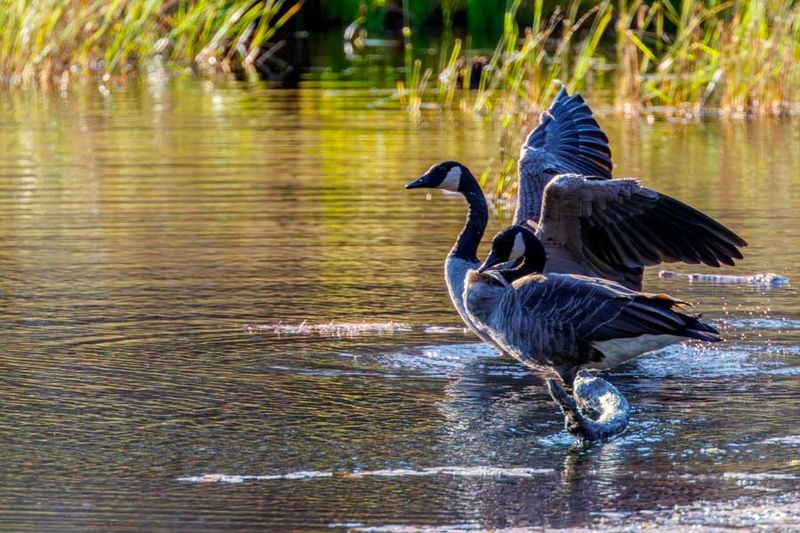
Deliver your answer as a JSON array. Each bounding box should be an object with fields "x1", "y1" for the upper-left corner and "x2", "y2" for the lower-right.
[
  {"x1": 515, "y1": 86, "x2": 613, "y2": 225},
  {"x1": 534, "y1": 174, "x2": 747, "y2": 290}
]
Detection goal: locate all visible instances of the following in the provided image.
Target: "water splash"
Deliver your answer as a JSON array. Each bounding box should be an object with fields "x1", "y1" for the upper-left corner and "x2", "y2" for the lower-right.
[
  {"x1": 348, "y1": 466, "x2": 553, "y2": 478},
  {"x1": 377, "y1": 343, "x2": 499, "y2": 377},
  {"x1": 423, "y1": 326, "x2": 470, "y2": 334},
  {"x1": 659, "y1": 270, "x2": 790, "y2": 286},
  {"x1": 244, "y1": 321, "x2": 413, "y2": 337},
  {"x1": 721, "y1": 318, "x2": 800, "y2": 331},
  {"x1": 178, "y1": 466, "x2": 553, "y2": 484},
  {"x1": 618, "y1": 341, "x2": 800, "y2": 379},
  {"x1": 722, "y1": 472, "x2": 799, "y2": 481},
  {"x1": 177, "y1": 471, "x2": 333, "y2": 484},
  {"x1": 621, "y1": 344, "x2": 759, "y2": 379},
  {"x1": 762, "y1": 435, "x2": 800, "y2": 446}
]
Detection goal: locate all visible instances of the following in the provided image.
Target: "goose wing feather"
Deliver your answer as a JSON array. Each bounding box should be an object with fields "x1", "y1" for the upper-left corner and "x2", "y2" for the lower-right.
[
  {"x1": 482, "y1": 274, "x2": 604, "y2": 373},
  {"x1": 522, "y1": 87, "x2": 613, "y2": 180},
  {"x1": 536, "y1": 175, "x2": 748, "y2": 290},
  {"x1": 494, "y1": 273, "x2": 721, "y2": 367},
  {"x1": 515, "y1": 88, "x2": 613, "y2": 226}
]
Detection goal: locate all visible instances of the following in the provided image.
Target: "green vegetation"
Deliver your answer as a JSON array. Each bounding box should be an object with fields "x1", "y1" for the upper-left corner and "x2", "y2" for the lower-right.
[
  {"x1": 401, "y1": 0, "x2": 615, "y2": 199},
  {"x1": 398, "y1": 0, "x2": 800, "y2": 116},
  {"x1": 2, "y1": 0, "x2": 798, "y2": 198},
  {"x1": 398, "y1": 0, "x2": 800, "y2": 198},
  {"x1": 0, "y1": 0, "x2": 303, "y2": 84}
]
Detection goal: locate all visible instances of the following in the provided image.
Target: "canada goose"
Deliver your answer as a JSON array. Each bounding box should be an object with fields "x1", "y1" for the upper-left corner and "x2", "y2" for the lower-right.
[
  {"x1": 406, "y1": 161, "x2": 744, "y2": 348},
  {"x1": 405, "y1": 90, "x2": 744, "y2": 343},
  {"x1": 464, "y1": 224, "x2": 722, "y2": 386},
  {"x1": 405, "y1": 162, "x2": 495, "y2": 346},
  {"x1": 516, "y1": 88, "x2": 747, "y2": 289}
]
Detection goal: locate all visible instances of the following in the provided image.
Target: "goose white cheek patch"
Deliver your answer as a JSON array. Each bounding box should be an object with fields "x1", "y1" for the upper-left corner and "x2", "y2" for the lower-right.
[
  {"x1": 439, "y1": 166, "x2": 461, "y2": 191},
  {"x1": 510, "y1": 232, "x2": 526, "y2": 260}
]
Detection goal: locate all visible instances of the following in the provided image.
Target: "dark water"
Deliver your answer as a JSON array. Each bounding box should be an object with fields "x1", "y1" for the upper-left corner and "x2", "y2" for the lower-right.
[{"x1": 1, "y1": 81, "x2": 799, "y2": 531}]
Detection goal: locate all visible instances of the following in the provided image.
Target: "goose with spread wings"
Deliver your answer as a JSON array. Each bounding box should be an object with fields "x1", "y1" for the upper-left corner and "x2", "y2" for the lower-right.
[
  {"x1": 404, "y1": 88, "x2": 746, "y2": 345},
  {"x1": 516, "y1": 87, "x2": 746, "y2": 290}
]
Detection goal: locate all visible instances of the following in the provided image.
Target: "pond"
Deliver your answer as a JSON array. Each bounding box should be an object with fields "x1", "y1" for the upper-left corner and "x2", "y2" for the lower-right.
[{"x1": 1, "y1": 80, "x2": 799, "y2": 531}]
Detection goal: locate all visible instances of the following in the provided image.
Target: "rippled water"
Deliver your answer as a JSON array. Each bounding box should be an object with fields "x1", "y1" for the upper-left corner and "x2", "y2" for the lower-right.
[{"x1": 1, "y1": 81, "x2": 799, "y2": 531}]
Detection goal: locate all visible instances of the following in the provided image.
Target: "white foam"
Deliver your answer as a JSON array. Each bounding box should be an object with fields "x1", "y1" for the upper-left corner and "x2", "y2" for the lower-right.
[
  {"x1": 763, "y1": 435, "x2": 800, "y2": 446},
  {"x1": 722, "y1": 318, "x2": 800, "y2": 330},
  {"x1": 347, "y1": 466, "x2": 553, "y2": 478},
  {"x1": 722, "y1": 472, "x2": 798, "y2": 481},
  {"x1": 625, "y1": 344, "x2": 759, "y2": 379},
  {"x1": 379, "y1": 343, "x2": 498, "y2": 376},
  {"x1": 658, "y1": 270, "x2": 790, "y2": 286},
  {"x1": 764, "y1": 366, "x2": 800, "y2": 376},
  {"x1": 423, "y1": 326, "x2": 470, "y2": 334},
  {"x1": 244, "y1": 321, "x2": 413, "y2": 337},
  {"x1": 177, "y1": 471, "x2": 332, "y2": 484},
  {"x1": 334, "y1": 524, "x2": 480, "y2": 533},
  {"x1": 178, "y1": 466, "x2": 552, "y2": 484}
]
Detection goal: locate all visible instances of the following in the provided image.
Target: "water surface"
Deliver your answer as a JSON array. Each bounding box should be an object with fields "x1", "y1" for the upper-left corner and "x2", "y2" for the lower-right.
[{"x1": 1, "y1": 81, "x2": 799, "y2": 531}]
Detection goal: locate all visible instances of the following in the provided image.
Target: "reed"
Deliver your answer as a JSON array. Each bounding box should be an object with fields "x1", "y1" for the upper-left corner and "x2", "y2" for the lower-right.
[
  {"x1": 614, "y1": 0, "x2": 800, "y2": 116},
  {"x1": 429, "y1": 0, "x2": 615, "y2": 200},
  {"x1": 0, "y1": 0, "x2": 303, "y2": 85},
  {"x1": 3, "y1": 1, "x2": 799, "y2": 197},
  {"x1": 417, "y1": 0, "x2": 800, "y2": 198}
]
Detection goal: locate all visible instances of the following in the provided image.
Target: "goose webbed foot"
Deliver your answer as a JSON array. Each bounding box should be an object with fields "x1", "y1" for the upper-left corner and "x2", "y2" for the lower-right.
[{"x1": 546, "y1": 370, "x2": 630, "y2": 442}]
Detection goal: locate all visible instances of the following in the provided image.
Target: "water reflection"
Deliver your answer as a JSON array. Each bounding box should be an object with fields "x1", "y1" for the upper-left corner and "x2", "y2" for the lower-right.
[{"x1": 1, "y1": 80, "x2": 799, "y2": 530}]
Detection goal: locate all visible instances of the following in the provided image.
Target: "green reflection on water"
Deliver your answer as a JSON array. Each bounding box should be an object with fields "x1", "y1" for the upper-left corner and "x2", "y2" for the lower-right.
[{"x1": 1, "y1": 79, "x2": 799, "y2": 531}]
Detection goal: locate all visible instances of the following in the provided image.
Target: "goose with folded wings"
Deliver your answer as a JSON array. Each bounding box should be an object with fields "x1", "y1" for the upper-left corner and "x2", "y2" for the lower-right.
[
  {"x1": 464, "y1": 224, "x2": 724, "y2": 440},
  {"x1": 465, "y1": 224, "x2": 722, "y2": 386}
]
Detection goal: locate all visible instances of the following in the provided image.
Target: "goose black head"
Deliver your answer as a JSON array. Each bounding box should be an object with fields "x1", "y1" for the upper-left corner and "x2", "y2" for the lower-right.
[
  {"x1": 478, "y1": 225, "x2": 546, "y2": 274},
  {"x1": 405, "y1": 161, "x2": 471, "y2": 193}
]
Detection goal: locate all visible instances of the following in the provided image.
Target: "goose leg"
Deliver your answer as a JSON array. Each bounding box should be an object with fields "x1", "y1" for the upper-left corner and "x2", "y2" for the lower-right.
[{"x1": 546, "y1": 370, "x2": 630, "y2": 442}]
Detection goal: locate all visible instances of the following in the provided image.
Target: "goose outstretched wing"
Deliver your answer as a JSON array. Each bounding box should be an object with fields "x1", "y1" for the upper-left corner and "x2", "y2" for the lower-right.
[
  {"x1": 536, "y1": 175, "x2": 748, "y2": 290},
  {"x1": 523, "y1": 87, "x2": 613, "y2": 179},
  {"x1": 515, "y1": 88, "x2": 612, "y2": 225}
]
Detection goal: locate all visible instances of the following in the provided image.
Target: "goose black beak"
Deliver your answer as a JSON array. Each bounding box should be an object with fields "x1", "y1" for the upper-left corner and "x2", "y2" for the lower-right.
[
  {"x1": 478, "y1": 250, "x2": 505, "y2": 273},
  {"x1": 405, "y1": 174, "x2": 431, "y2": 189}
]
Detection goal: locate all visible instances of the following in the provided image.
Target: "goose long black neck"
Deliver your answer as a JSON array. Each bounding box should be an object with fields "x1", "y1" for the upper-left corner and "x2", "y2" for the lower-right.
[{"x1": 450, "y1": 172, "x2": 488, "y2": 263}]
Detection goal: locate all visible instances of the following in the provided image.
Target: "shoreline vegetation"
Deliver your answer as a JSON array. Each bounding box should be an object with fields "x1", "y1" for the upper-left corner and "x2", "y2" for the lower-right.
[
  {"x1": 2, "y1": 0, "x2": 798, "y2": 196},
  {"x1": 0, "y1": 0, "x2": 305, "y2": 85},
  {"x1": 397, "y1": 0, "x2": 799, "y2": 197}
]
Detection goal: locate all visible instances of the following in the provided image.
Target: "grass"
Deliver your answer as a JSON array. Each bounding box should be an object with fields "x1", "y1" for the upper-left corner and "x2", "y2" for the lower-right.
[
  {"x1": 0, "y1": 0, "x2": 304, "y2": 85},
  {"x1": 402, "y1": 0, "x2": 800, "y2": 117},
  {"x1": 401, "y1": 0, "x2": 615, "y2": 200},
  {"x1": 395, "y1": 0, "x2": 800, "y2": 198},
  {"x1": 617, "y1": 0, "x2": 800, "y2": 117},
  {"x1": 2, "y1": 1, "x2": 798, "y2": 198}
]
